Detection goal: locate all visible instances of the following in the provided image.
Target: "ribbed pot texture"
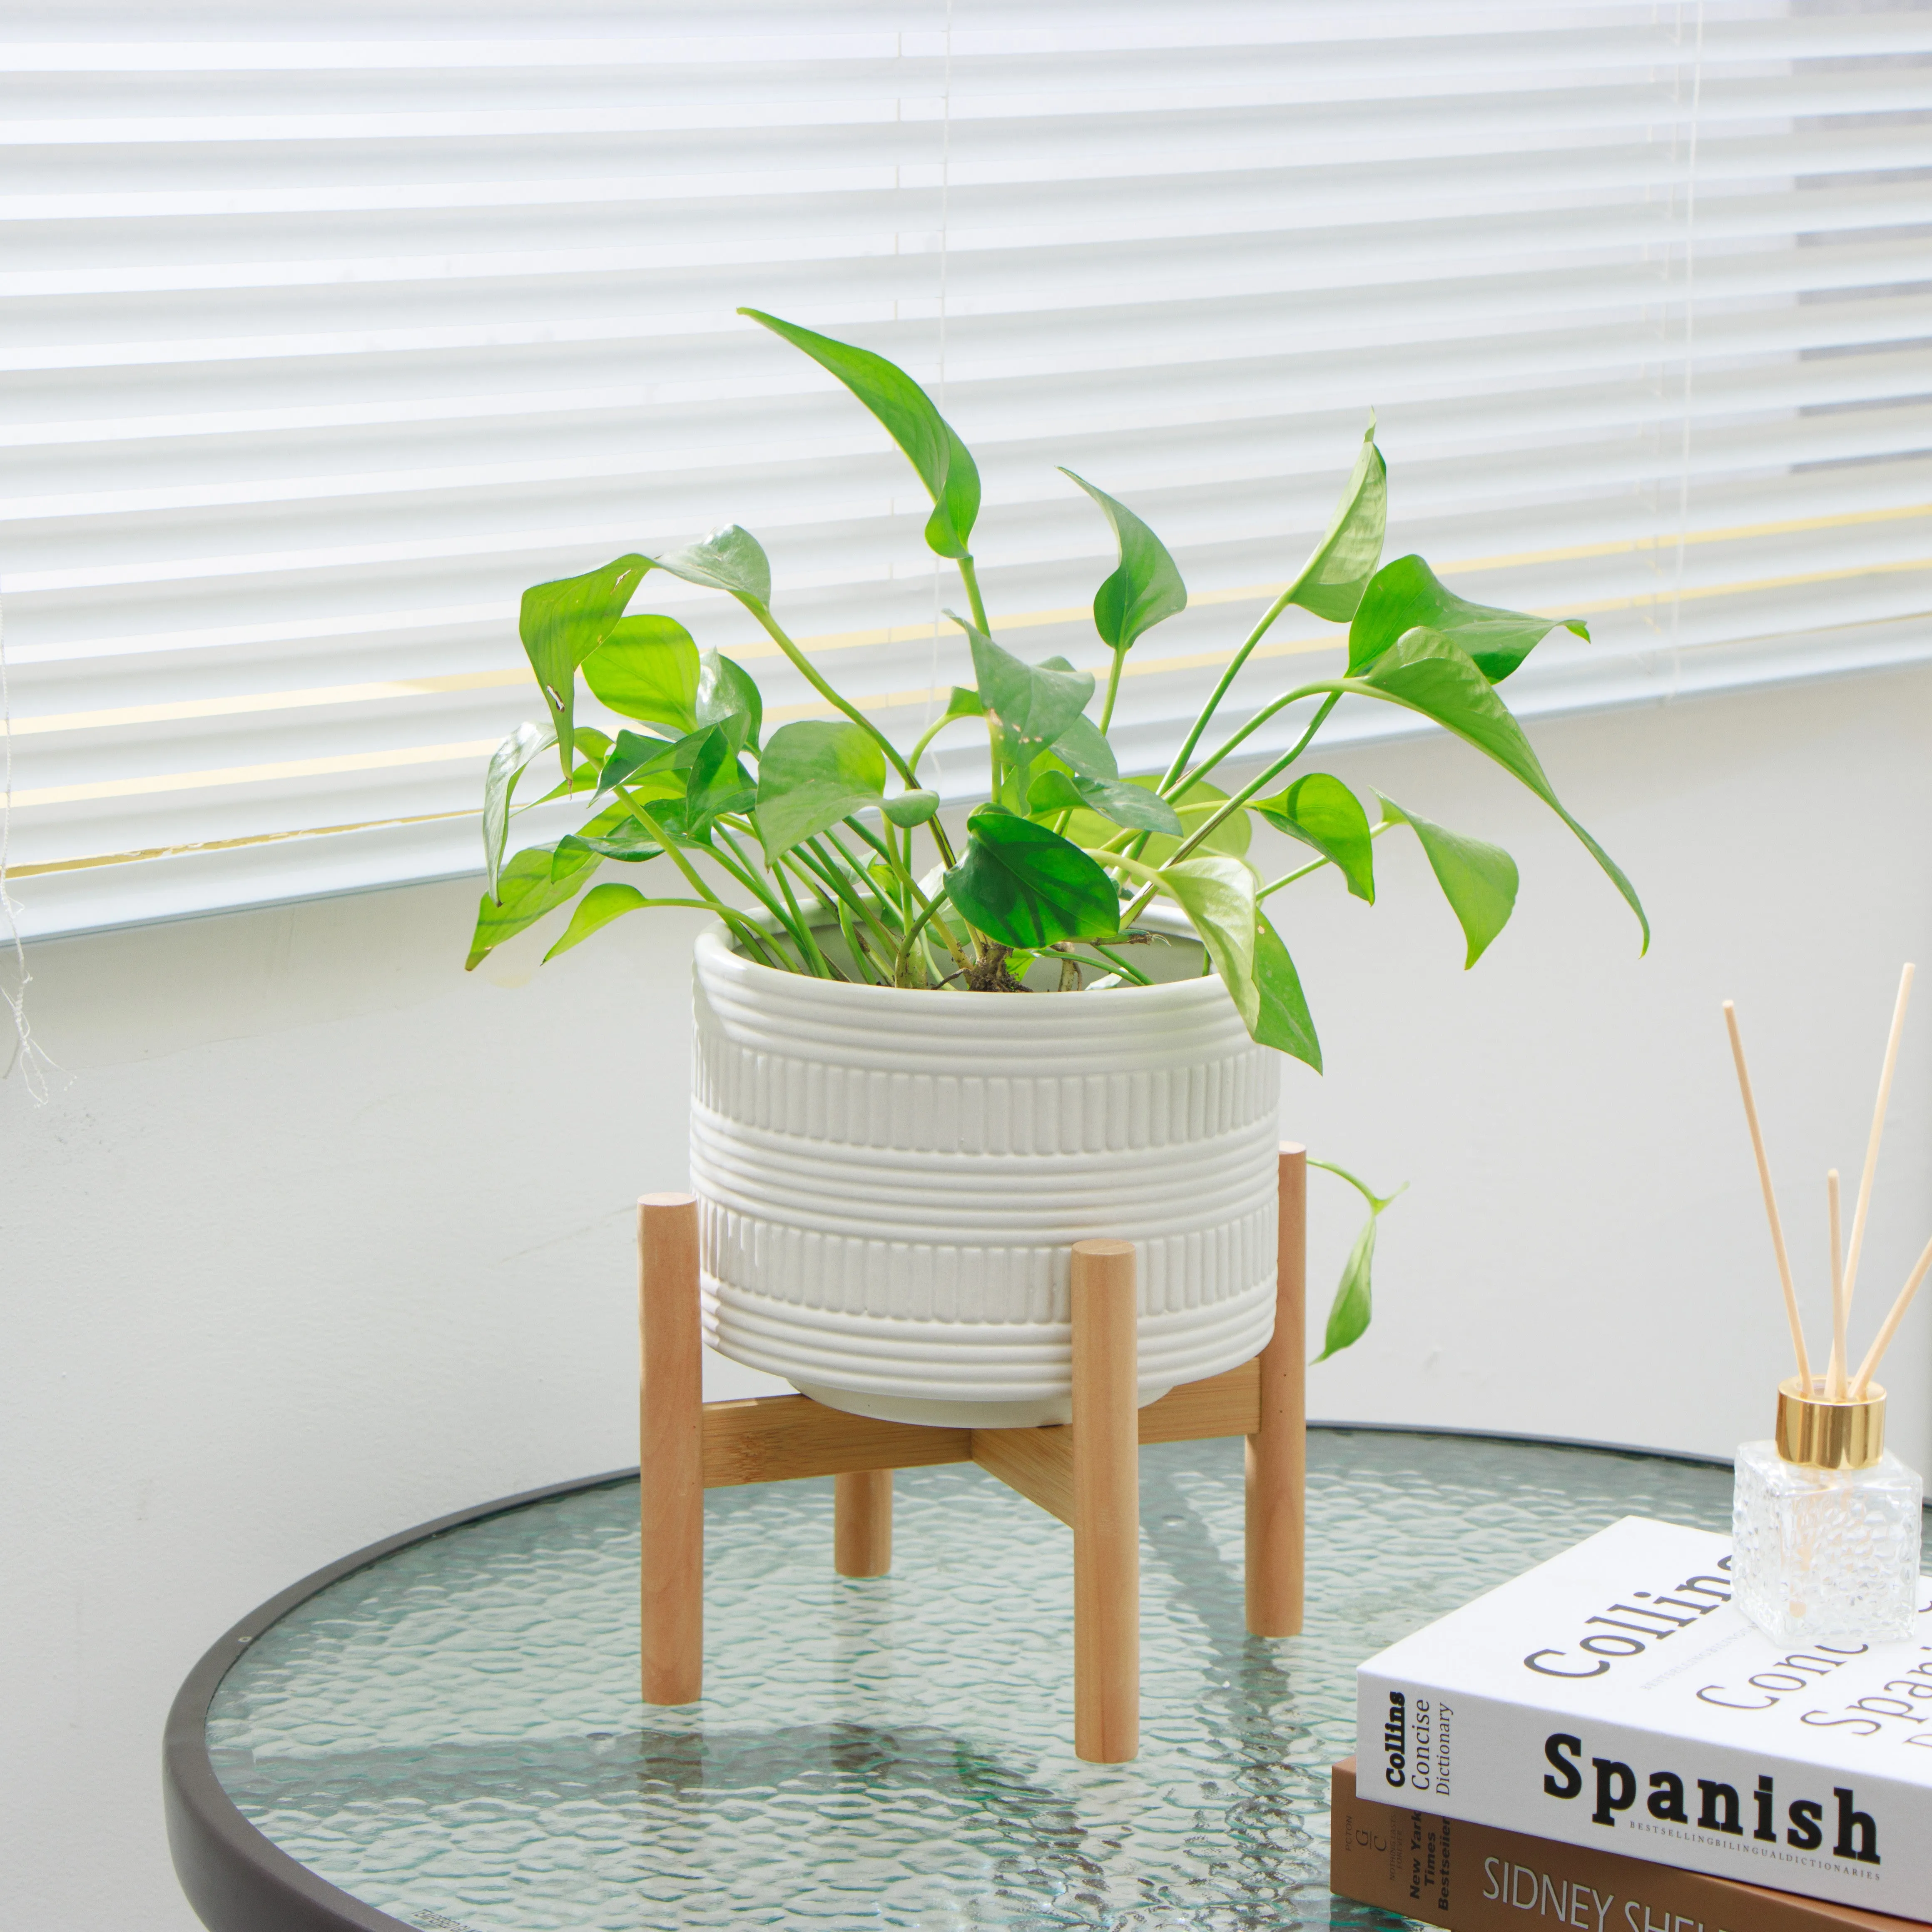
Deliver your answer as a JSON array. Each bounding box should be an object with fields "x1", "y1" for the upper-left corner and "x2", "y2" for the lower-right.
[{"x1": 690, "y1": 914, "x2": 1282, "y2": 1427}]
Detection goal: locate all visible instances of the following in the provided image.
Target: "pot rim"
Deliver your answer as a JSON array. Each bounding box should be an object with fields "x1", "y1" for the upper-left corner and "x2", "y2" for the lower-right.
[{"x1": 692, "y1": 899, "x2": 1225, "y2": 1013}]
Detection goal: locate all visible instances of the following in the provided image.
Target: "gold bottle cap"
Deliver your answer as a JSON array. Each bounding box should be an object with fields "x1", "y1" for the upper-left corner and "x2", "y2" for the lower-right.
[{"x1": 1775, "y1": 1375, "x2": 1887, "y2": 1469}]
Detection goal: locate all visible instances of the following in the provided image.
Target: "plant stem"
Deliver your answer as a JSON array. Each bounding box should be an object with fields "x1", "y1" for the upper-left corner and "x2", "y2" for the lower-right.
[
  {"x1": 744, "y1": 597, "x2": 921, "y2": 788},
  {"x1": 951, "y1": 558, "x2": 1002, "y2": 833},
  {"x1": 956, "y1": 553, "x2": 993, "y2": 636},
  {"x1": 834, "y1": 894, "x2": 884, "y2": 983},
  {"x1": 841, "y1": 817, "x2": 971, "y2": 973},
  {"x1": 1169, "y1": 690, "x2": 1342, "y2": 806},
  {"x1": 834, "y1": 814, "x2": 895, "y2": 867},
  {"x1": 1118, "y1": 671, "x2": 1338, "y2": 893},
  {"x1": 1155, "y1": 564, "x2": 1314, "y2": 793},
  {"x1": 892, "y1": 890, "x2": 948, "y2": 971},
  {"x1": 703, "y1": 824, "x2": 822, "y2": 970},
  {"x1": 1309, "y1": 1156, "x2": 1405, "y2": 1215},
  {"x1": 610, "y1": 788, "x2": 792, "y2": 966},
  {"x1": 744, "y1": 595, "x2": 961, "y2": 870},
  {"x1": 1088, "y1": 851, "x2": 1164, "y2": 886},
  {"x1": 821, "y1": 827, "x2": 908, "y2": 934},
  {"x1": 1108, "y1": 684, "x2": 1362, "y2": 927},
  {"x1": 769, "y1": 861, "x2": 838, "y2": 978},
  {"x1": 1098, "y1": 644, "x2": 1128, "y2": 732},
  {"x1": 906, "y1": 712, "x2": 958, "y2": 777},
  {"x1": 1081, "y1": 940, "x2": 1153, "y2": 985},
  {"x1": 1157, "y1": 681, "x2": 1359, "y2": 863},
  {"x1": 796, "y1": 839, "x2": 902, "y2": 959},
  {"x1": 779, "y1": 851, "x2": 862, "y2": 964}
]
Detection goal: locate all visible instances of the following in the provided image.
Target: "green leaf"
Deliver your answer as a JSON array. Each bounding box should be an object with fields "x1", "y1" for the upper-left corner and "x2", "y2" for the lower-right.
[
  {"x1": 1318, "y1": 1212, "x2": 1379, "y2": 1362},
  {"x1": 632, "y1": 795, "x2": 724, "y2": 851},
  {"x1": 740, "y1": 308, "x2": 981, "y2": 560},
  {"x1": 465, "y1": 839, "x2": 602, "y2": 969},
  {"x1": 683, "y1": 728, "x2": 757, "y2": 835},
  {"x1": 596, "y1": 725, "x2": 712, "y2": 799},
  {"x1": 949, "y1": 614, "x2": 1094, "y2": 760},
  {"x1": 550, "y1": 799, "x2": 637, "y2": 874},
  {"x1": 883, "y1": 789, "x2": 941, "y2": 827},
  {"x1": 754, "y1": 720, "x2": 887, "y2": 861},
  {"x1": 1349, "y1": 553, "x2": 1587, "y2": 684},
  {"x1": 696, "y1": 649, "x2": 763, "y2": 752},
  {"x1": 1028, "y1": 767, "x2": 1182, "y2": 835},
  {"x1": 1252, "y1": 911, "x2": 1322, "y2": 1071},
  {"x1": 543, "y1": 882, "x2": 650, "y2": 961},
  {"x1": 650, "y1": 525, "x2": 772, "y2": 605},
  {"x1": 519, "y1": 554, "x2": 650, "y2": 777},
  {"x1": 524, "y1": 730, "x2": 613, "y2": 805},
  {"x1": 482, "y1": 720, "x2": 557, "y2": 897},
  {"x1": 1033, "y1": 656, "x2": 1120, "y2": 779},
  {"x1": 525, "y1": 763, "x2": 594, "y2": 805},
  {"x1": 1059, "y1": 469, "x2": 1187, "y2": 651},
  {"x1": 944, "y1": 806, "x2": 1121, "y2": 947},
  {"x1": 1359, "y1": 626, "x2": 1647, "y2": 950},
  {"x1": 1252, "y1": 772, "x2": 1375, "y2": 903},
  {"x1": 1062, "y1": 778, "x2": 1251, "y2": 864},
  {"x1": 1377, "y1": 792, "x2": 1518, "y2": 969},
  {"x1": 555, "y1": 824, "x2": 663, "y2": 864},
  {"x1": 1050, "y1": 711, "x2": 1118, "y2": 780},
  {"x1": 940, "y1": 685, "x2": 984, "y2": 723},
  {"x1": 1158, "y1": 855, "x2": 1260, "y2": 1030},
  {"x1": 1290, "y1": 414, "x2": 1387, "y2": 623},
  {"x1": 580, "y1": 615, "x2": 700, "y2": 734},
  {"x1": 1308, "y1": 1159, "x2": 1406, "y2": 1362}
]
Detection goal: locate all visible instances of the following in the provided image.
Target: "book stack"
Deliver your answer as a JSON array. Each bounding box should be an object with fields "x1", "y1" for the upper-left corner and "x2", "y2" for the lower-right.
[{"x1": 1334, "y1": 1517, "x2": 1932, "y2": 1930}]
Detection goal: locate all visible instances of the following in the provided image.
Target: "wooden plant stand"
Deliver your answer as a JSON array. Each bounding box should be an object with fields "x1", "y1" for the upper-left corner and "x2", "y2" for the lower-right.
[{"x1": 637, "y1": 1144, "x2": 1308, "y2": 1764}]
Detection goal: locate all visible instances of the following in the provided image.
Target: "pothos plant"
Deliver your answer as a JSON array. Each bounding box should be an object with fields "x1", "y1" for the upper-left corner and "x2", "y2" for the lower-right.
[{"x1": 468, "y1": 309, "x2": 1649, "y2": 1358}]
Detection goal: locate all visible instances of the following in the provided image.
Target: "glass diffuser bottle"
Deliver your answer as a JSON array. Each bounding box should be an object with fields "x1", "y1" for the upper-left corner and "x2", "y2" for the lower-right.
[
  {"x1": 1723, "y1": 971, "x2": 1928, "y2": 1650},
  {"x1": 1733, "y1": 1375, "x2": 1922, "y2": 1645}
]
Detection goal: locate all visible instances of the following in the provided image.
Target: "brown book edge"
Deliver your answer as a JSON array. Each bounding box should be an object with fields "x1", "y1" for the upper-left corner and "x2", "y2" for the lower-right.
[{"x1": 1329, "y1": 1760, "x2": 1927, "y2": 1932}]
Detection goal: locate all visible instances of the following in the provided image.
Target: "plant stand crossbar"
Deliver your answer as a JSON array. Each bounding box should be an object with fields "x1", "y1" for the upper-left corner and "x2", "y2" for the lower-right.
[{"x1": 637, "y1": 1145, "x2": 1308, "y2": 1764}]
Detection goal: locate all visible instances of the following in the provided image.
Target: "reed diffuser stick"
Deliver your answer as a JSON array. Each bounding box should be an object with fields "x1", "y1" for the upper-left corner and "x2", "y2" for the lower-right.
[
  {"x1": 1722, "y1": 1001, "x2": 1812, "y2": 1389},
  {"x1": 1851, "y1": 1234, "x2": 1932, "y2": 1399},
  {"x1": 1827, "y1": 1169, "x2": 1847, "y2": 1400},
  {"x1": 1840, "y1": 962, "x2": 1915, "y2": 1329}
]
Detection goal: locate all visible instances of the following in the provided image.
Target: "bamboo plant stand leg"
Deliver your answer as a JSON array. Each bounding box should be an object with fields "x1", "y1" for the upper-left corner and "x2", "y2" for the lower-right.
[
  {"x1": 635, "y1": 1148, "x2": 1308, "y2": 1753},
  {"x1": 638, "y1": 1193, "x2": 704, "y2": 1705},
  {"x1": 1072, "y1": 1238, "x2": 1140, "y2": 1764},
  {"x1": 834, "y1": 1471, "x2": 893, "y2": 1577},
  {"x1": 1245, "y1": 1143, "x2": 1307, "y2": 1638}
]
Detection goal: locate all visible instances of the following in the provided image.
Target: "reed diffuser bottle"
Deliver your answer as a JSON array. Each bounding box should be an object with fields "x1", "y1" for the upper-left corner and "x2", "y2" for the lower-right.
[
  {"x1": 1724, "y1": 969, "x2": 1929, "y2": 1648},
  {"x1": 1733, "y1": 1378, "x2": 1921, "y2": 1644}
]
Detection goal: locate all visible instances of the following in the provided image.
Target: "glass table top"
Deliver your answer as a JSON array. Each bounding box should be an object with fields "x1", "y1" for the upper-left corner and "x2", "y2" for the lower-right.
[{"x1": 202, "y1": 1429, "x2": 1782, "y2": 1932}]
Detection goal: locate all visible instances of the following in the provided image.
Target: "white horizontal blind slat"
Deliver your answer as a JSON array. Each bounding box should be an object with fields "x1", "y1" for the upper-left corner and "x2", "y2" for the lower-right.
[{"x1": 5, "y1": 0, "x2": 1928, "y2": 937}]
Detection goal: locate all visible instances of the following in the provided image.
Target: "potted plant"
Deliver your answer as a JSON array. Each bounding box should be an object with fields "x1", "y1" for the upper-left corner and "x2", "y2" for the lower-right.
[{"x1": 468, "y1": 310, "x2": 1647, "y2": 1426}]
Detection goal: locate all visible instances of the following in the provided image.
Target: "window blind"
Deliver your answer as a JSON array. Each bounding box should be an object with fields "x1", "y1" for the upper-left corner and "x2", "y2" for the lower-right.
[{"x1": 6, "y1": 0, "x2": 1929, "y2": 939}]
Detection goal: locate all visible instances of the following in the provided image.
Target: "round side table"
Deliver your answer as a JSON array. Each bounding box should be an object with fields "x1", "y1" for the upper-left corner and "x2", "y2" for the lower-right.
[{"x1": 167, "y1": 1428, "x2": 1785, "y2": 1932}]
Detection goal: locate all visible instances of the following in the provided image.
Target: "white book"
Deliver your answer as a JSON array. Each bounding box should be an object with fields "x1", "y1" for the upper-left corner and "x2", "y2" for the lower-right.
[{"x1": 1354, "y1": 1516, "x2": 1932, "y2": 1915}]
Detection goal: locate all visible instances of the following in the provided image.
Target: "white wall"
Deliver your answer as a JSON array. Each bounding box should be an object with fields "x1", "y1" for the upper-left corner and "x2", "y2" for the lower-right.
[{"x1": 5, "y1": 663, "x2": 1930, "y2": 1932}]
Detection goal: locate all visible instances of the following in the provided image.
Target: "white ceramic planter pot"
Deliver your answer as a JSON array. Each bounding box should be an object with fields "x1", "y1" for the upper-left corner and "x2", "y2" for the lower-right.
[{"x1": 690, "y1": 910, "x2": 1282, "y2": 1428}]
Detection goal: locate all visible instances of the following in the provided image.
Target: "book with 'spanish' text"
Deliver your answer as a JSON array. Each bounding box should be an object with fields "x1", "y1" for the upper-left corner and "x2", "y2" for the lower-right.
[
  {"x1": 1354, "y1": 1517, "x2": 1932, "y2": 1913},
  {"x1": 1328, "y1": 1759, "x2": 1928, "y2": 1931}
]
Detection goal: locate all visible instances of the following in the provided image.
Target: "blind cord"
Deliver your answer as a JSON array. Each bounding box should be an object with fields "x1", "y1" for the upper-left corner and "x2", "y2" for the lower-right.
[
  {"x1": 1668, "y1": 0, "x2": 1705, "y2": 689},
  {"x1": 924, "y1": 0, "x2": 955, "y2": 799},
  {"x1": 0, "y1": 593, "x2": 55, "y2": 1102}
]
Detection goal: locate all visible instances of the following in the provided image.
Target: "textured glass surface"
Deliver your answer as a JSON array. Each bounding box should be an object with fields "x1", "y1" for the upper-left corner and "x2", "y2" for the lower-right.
[
  {"x1": 1732, "y1": 1439, "x2": 1924, "y2": 1644},
  {"x1": 208, "y1": 1431, "x2": 1775, "y2": 1932}
]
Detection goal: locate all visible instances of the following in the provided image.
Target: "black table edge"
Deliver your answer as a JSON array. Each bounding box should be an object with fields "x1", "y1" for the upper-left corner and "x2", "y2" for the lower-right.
[
  {"x1": 162, "y1": 1426, "x2": 1731, "y2": 1932},
  {"x1": 164, "y1": 1464, "x2": 639, "y2": 1932}
]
